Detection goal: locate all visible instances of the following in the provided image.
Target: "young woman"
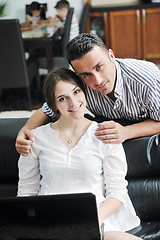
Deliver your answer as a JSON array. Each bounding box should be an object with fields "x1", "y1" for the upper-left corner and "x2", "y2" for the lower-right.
[{"x1": 17, "y1": 68, "x2": 141, "y2": 240}]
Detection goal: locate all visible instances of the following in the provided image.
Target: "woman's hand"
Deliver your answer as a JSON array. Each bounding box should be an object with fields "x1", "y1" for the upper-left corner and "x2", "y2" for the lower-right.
[{"x1": 97, "y1": 197, "x2": 122, "y2": 230}]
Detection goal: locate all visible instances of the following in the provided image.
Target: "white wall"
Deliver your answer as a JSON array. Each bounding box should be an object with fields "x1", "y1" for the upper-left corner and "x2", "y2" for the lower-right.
[{"x1": 2, "y1": 0, "x2": 86, "y2": 23}]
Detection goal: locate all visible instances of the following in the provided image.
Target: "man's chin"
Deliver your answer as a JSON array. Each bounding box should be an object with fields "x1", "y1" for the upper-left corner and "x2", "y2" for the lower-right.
[{"x1": 96, "y1": 88, "x2": 108, "y2": 95}]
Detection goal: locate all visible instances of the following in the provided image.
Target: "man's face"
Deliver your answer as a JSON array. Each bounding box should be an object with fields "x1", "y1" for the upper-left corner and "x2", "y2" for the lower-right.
[
  {"x1": 71, "y1": 46, "x2": 117, "y2": 96},
  {"x1": 56, "y1": 8, "x2": 68, "y2": 20}
]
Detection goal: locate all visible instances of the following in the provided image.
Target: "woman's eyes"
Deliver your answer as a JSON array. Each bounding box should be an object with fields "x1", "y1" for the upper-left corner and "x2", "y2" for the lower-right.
[
  {"x1": 74, "y1": 89, "x2": 80, "y2": 94},
  {"x1": 58, "y1": 89, "x2": 81, "y2": 102},
  {"x1": 59, "y1": 97, "x2": 66, "y2": 102}
]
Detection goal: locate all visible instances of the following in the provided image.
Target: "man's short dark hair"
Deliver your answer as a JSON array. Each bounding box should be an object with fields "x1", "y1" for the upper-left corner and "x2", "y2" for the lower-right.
[
  {"x1": 66, "y1": 33, "x2": 108, "y2": 64},
  {"x1": 55, "y1": 0, "x2": 69, "y2": 10}
]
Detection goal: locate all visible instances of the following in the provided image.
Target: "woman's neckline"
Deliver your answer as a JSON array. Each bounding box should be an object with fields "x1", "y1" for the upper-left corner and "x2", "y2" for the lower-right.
[{"x1": 50, "y1": 119, "x2": 94, "y2": 151}]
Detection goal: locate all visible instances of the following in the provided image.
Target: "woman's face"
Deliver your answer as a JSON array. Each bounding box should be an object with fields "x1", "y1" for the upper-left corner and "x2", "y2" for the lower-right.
[{"x1": 54, "y1": 80, "x2": 86, "y2": 120}]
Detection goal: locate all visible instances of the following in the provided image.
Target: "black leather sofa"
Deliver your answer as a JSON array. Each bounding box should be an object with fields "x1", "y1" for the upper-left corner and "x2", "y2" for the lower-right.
[
  {"x1": 0, "y1": 117, "x2": 160, "y2": 239},
  {"x1": 0, "y1": 118, "x2": 27, "y2": 198}
]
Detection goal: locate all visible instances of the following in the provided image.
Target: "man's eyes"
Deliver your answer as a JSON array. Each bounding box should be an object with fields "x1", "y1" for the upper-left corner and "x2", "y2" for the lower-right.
[
  {"x1": 82, "y1": 73, "x2": 90, "y2": 78},
  {"x1": 96, "y1": 65, "x2": 102, "y2": 70},
  {"x1": 81, "y1": 65, "x2": 103, "y2": 78}
]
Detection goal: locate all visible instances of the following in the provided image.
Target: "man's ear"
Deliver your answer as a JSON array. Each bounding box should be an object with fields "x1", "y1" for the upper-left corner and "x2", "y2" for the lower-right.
[{"x1": 108, "y1": 49, "x2": 116, "y2": 63}]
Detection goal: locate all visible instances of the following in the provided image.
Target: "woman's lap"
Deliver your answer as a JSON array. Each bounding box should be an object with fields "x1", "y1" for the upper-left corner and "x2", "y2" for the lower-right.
[{"x1": 103, "y1": 231, "x2": 142, "y2": 240}]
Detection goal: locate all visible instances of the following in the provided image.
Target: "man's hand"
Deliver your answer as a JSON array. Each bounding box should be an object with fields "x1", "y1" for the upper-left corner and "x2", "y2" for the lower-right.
[
  {"x1": 15, "y1": 108, "x2": 50, "y2": 156},
  {"x1": 15, "y1": 128, "x2": 35, "y2": 156},
  {"x1": 95, "y1": 121, "x2": 128, "y2": 144}
]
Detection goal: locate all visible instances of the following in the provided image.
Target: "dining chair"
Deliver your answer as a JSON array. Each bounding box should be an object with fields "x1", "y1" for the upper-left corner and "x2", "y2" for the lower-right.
[
  {"x1": 37, "y1": 7, "x2": 74, "y2": 70},
  {"x1": 79, "y1": 3, "x2": 90, "y2": 34},
  {"x1": 0, "y1": 19, "x2": 40, "y2": 110}
]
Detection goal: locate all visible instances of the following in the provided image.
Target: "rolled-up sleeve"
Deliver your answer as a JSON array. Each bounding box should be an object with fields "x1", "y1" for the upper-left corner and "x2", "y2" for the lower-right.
[
  {"x1": 147, "y1": 75, "x2": 160, "y2": 121},
  {"x1": 17, "y1": 145, "x2": 40, "y2": 197},
  {"x1": 102, "y1": 143, "x2": 128, "y2": 206},
  {"x1": 42, "y1": 102, "x2": 57, "y2": 122}
]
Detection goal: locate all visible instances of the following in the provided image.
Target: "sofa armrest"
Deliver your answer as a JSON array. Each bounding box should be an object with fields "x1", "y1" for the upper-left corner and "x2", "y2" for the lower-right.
[{"x1": 0, "y1": 118, "x2": 28, "y2": 197}]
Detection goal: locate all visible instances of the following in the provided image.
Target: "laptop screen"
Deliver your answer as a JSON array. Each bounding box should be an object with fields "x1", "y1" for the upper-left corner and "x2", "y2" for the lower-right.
[{"x1": 0, "y1": 193, "x2": 101, "y2": 240}]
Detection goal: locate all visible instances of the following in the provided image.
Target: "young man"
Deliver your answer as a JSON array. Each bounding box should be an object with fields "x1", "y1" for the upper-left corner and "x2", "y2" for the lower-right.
[
  {"x1": 49, "y1": 0, "x2": 79, "y2": 55},
  {"x1": 51, "y1": 0, "x2": 79, "y2": 41},
  {"x1": 16, "y1": 33, "x2": 160, "y2": 156}
]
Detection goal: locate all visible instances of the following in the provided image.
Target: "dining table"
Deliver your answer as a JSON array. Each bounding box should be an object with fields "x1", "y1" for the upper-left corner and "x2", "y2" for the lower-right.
[{"x1": 21, "y1": 22, "x2": 58, "y2": 71}]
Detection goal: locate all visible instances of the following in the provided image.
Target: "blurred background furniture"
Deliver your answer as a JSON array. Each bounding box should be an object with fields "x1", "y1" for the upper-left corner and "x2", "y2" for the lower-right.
[
  {"x1": 86, "y1": 1, "x2": 160, "y2": 61},
  {"x1": 79, "y1": 2, "x2": 90, "y2": 34},
  {"x1": 0, "y1": 19, "x2": 40, "y2": 110},
  {"x1": 0, "y1": 118, "x2": 27, "y2": 197},
  {"x1": 22, "y1": 22, "x2": 58, "y2": 71},
  {"x1": 1, "y1": 116, "x2": 160, "y2": 240},
  {"x1": 37, "y1": 7, "x2": 74, "y2": 70}
]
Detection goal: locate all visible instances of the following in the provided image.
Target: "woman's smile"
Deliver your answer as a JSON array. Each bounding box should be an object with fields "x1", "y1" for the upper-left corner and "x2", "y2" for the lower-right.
[
  {"x1": 68, "y1": 103, "x2": 82, "y2": 112},
  {"x1": 55, "y1": 80, "x2": 86, "y2": 119}
]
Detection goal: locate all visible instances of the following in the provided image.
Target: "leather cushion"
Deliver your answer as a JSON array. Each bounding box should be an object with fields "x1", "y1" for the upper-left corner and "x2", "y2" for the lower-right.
[
  {"x1": 123, "y1": 134, "x2": 160, "y2": 178},
  {"x1": 0, "y1": 118, "x2": 27, "y2": 180},
  {"x1": 128, "y1": 221, "x2": 160, "y2": 240}
]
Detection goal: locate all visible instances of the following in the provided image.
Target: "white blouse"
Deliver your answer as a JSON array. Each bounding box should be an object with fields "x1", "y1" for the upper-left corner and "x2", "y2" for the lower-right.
[{"x1": 18, "y1": 121, "x2": 140, "y2": 232}]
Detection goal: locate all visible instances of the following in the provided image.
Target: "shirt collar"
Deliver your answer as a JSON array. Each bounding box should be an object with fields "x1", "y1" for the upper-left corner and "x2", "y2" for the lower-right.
[{"x1": 114, "y1": 60, "x2": 123, "y2": 98}]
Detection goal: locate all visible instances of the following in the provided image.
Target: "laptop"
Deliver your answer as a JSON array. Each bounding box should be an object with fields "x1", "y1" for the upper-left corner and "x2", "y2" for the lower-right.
[{"x1": 0, "y1": 193, "x2": 101, "y2": 240}]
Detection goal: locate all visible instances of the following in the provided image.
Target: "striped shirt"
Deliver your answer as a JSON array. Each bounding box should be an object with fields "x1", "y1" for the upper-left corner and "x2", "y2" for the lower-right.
[{"x1": 42, "y1": 58, "x2": 160, "y2": 122}]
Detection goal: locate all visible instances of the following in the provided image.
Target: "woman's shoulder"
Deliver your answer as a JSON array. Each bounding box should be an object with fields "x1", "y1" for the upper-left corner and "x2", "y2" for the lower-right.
[
  {"x1": 31, "y1": 123, "x2": 51, "y2": 136},
  {"x1": 88, "y1": 121, "x2": 102, "y2": 144},
  {"x1": 85, "y1": 120, "x2": 98, "y2": 136},
  {"x1": 90, "y1": 121, "x2": 124, "y2": 151},
  {"x1": 89, "y1": 120, "x2": 98, "y2": 129}
]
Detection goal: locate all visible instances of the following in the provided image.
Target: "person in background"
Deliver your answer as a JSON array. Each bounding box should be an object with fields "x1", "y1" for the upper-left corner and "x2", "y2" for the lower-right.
[
  {"x1": 17, "y1": 67, "x2": 141, "y2": 240},
  {"x1": 26, "y1": 1, "x2": 47, "y2": 25},
  {"x1": 50, "y1": 0, "x2": 79, "y2": 40}
]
